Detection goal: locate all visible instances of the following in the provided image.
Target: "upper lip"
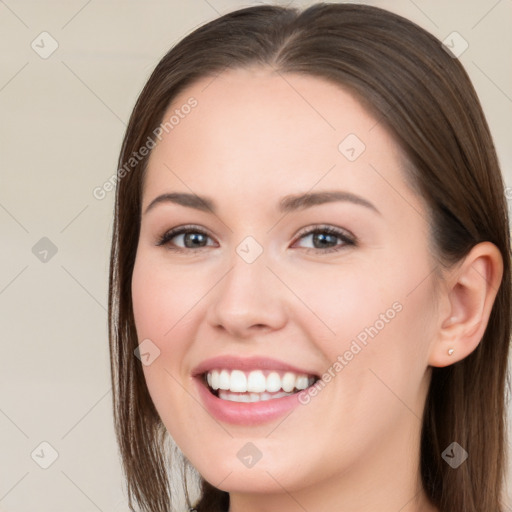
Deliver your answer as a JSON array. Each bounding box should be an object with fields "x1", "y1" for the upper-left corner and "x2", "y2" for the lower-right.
[{"x1": 192, "y1": 355, "x2": 320, "y2": 377}]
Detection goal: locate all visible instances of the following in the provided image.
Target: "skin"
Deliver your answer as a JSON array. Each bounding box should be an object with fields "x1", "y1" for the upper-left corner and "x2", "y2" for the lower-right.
[{"x1": 131, "y1": 67, "x2": 503, "y2": 512}]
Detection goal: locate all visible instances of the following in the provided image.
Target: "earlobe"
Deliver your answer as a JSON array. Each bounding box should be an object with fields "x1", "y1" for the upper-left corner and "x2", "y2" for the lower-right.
[{"x1": 428, "y1": 242, "x2": 503, "y2": 368}]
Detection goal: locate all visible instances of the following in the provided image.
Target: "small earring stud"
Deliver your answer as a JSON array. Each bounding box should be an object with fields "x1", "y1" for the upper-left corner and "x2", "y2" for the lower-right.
[{"x1": 448, "y1": 348, "x2": 454, "y2": 355}]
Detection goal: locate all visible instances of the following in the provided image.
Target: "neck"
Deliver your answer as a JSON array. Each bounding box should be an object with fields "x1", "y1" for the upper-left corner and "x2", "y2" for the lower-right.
[{"x1": 228, "y1": 479, "x2": 437, "y2": 512}]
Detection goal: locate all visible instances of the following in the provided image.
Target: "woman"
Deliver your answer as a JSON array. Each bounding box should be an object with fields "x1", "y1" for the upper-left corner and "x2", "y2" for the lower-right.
[{"x1": 108, "y1": 3, "x2": 511, "y2": 511}]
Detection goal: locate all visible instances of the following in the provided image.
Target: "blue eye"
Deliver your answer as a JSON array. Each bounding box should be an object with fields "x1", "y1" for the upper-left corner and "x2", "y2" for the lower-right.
[{"x1": 156, "y1": 224, "x2": 356, "y2": 254}]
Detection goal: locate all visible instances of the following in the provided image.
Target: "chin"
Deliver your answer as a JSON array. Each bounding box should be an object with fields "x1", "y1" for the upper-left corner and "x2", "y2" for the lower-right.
[
  {"x1": 202, "y1": 467, "x2": 297, "y2": 494},
  {"x1": 191, "y1": 451, "x2": 316, "y2": 495}
]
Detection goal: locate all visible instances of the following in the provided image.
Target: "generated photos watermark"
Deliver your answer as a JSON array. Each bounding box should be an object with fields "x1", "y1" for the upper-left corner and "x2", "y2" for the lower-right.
[
  {"x1": 93, "y1": 96, "x2": 198, "y2": 200},
  {"x1": 298, "y1": 300, "x2": 403, "y2": 405}
]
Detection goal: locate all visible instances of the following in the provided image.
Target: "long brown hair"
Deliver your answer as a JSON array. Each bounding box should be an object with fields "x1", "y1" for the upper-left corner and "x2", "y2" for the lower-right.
[{"x1": 108, "y1": 3, "x2": 511, "y2": 511}]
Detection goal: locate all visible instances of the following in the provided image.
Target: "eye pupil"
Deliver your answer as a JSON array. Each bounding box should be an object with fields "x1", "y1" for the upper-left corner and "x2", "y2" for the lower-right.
[
  {"x1": 185, "y1": 233, "x2": 207, "y2": 248},
  {"x1": 313, "y1": 232, "x2": 337, "y2": 248}
]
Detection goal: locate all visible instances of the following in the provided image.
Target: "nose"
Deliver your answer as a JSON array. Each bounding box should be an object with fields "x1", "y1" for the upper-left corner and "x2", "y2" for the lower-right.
[{"x1": 206, "y1": 250, "x2": 288, "y2": 339}]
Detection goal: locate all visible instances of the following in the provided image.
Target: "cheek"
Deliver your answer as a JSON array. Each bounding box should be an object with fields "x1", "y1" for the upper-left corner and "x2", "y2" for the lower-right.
[
  {"x1": 131, "y1": 253, "x2": 201, "y2": 347},
  {"x1": 131, "y1": 259, "x2": 197, "y2": 447},
  {"x1": 292, "y1": 263, "x2": 399, "y2": 351},
  {"x1": 310, "y1": 256, "x2": 435, "y2": 403},
  {"x1": 132, "y1": 257, "x2": 170, "y2": 338},
  {"x1": 130, "y1": 252, "x2": 212, "y2": 409},
  {"x1": 131, "y1": 256, "x2": 191, "y2": 406},
  {"x1": 337, "y1": 274, "x2": 436, "y2": 417}
]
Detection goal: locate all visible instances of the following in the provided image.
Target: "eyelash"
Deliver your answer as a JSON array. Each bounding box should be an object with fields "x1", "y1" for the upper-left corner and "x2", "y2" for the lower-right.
[{"x1": 156, "y1": 224, "x2": 356, "y2": 254}]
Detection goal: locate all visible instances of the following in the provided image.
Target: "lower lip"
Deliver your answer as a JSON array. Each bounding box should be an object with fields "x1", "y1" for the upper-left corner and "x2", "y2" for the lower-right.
[{"x1": 195, "y1": 377, "x2": 303, "y2": 425}]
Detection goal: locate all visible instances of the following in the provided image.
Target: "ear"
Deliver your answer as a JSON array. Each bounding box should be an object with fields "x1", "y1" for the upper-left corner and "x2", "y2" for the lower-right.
[{"x1": 428, "y1": 242, "x2": 503, "y2": 368}]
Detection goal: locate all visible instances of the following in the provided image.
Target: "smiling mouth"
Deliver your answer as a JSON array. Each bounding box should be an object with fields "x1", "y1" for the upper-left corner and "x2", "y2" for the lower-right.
[{"x1": 202, "y1": 368, "x2": 319, "y2": 402}]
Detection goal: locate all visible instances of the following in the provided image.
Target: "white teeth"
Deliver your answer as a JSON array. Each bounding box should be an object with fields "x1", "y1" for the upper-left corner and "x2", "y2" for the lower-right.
[
  {"x1": 266, "y1": 372, "x2": 281, "y2": 392},
  {"x1": 230, "y1": 370, "x2": 247, "y2": 392},
  {"x1": 219, "y1": 370, "x2": 230, "y2": 390},
  {"x1": 296, "y1": 375, "x2": 309, "y2": 390},
  {"x1": 206, "y1": 368, "x2": 316, "y2": 395},
  {"x1": 210, "y1": 370, "x2": 219, "y2": 390},
  {"x1": 282, "y1": 372, "x2": 296, "y2": 392},
  {"x1": 247, "y1": 370, "x2": 266, "y2": 392}
]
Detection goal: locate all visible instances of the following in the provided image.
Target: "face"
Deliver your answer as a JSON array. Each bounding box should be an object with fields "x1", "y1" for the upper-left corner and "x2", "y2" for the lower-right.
[{"x1": 131, "y1": 67, "x2": 440, "y2": 497}]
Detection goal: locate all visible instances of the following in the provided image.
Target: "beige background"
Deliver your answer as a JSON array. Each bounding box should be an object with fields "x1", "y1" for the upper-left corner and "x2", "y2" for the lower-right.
[{"x1": 1, "y1": 0, "x2": 511, "y2": 511}]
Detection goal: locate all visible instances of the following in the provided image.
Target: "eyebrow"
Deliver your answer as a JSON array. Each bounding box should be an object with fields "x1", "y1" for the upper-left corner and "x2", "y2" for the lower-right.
[{"x1": 143, "y1": 190, "x2": 380, "y2": 215}]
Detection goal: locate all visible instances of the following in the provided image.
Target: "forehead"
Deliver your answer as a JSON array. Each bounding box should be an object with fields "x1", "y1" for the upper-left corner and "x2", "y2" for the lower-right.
[
  {"x1": 151, "y1": 66, "x2": 381, "y2": 164},
  {"x1": 142, "y1": 67, "x2": 419, "y2": 219}
]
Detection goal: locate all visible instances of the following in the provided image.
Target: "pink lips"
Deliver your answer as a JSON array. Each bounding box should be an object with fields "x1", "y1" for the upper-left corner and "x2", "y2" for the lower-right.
[{"x1": 192, "y1": 355, "x2": 319, "y2": 425}]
